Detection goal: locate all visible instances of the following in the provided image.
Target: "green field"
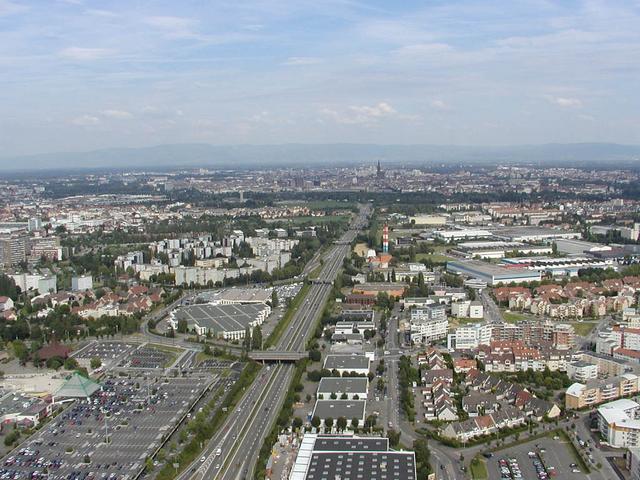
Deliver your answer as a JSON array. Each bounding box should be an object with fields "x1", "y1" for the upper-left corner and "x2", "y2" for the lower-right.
[
  {"x1": 572, "y1": 322, "x2": 597, "y2": 336},
  {"x1": 470, "y1": 456, "x2": 488, "y2": 480},
  {"x1": 268, "y1": 214, "x2": 350, "y2": 225},
  {"x1": 415, "y1": 252, "x2": 454, "y2": 263},
  {"x1": 502, "y1": 311, "x2": 528, "y2": 323}
]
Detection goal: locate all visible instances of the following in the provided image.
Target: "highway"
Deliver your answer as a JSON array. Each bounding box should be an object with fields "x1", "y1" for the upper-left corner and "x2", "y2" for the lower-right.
[{"x1": 176, "y1": 205, "x2": 371, "y2": 480}]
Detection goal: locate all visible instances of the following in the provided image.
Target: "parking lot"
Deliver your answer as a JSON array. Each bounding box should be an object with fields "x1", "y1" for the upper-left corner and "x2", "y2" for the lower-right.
[
  {"x1": 486, "y1": 436, "x2": 582, "y2": 480},
  {"x1": 73, "y1": 342, "x2": 138, "y2": 368},
  {"x1": 196, "y1": 359, "x2": 234, "y2": 370},
  {"x1": 117, "y1": 346, "x2": 172, "y2": 369},
  {"x1": 1, "y1": 374, "x2": 213, "y2": 480}
]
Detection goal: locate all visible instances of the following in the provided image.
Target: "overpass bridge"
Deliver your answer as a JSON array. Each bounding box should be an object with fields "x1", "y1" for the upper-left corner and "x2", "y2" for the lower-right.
[{"x1": 248, "y1": 351, "x2": 307, "y2": 362}]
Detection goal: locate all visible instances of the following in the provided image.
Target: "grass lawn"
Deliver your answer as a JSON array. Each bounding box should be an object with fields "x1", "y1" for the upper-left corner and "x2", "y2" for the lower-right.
[
  {"x1": 572, "y1": 322, "x2": 596, "y2": 336},
  {"x1": 470, "y1": 456, "x2": 488, "y2": 480},
  {"x1": 502, "y1": 311, "x2": 528, "y2": 323},
  {"x1": 275, "y1": 214, "x2": 350, "y2": 225},
  {"x1": 415, "y1": 252, "x2": 454, "y2": 263}
]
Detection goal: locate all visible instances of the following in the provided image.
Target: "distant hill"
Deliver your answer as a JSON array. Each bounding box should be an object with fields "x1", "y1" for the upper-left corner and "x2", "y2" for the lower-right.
[{"x1": 1, "y1": 143, "x2": 640, "y2": 172}]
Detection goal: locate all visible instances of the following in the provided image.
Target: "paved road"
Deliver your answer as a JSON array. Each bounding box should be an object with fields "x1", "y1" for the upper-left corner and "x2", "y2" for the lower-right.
[{"x1": 177, "y1": 205, "x2": 370, "y2": 480}]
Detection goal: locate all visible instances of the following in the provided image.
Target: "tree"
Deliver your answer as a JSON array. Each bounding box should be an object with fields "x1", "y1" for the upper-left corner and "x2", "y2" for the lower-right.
[
  {"x1": 243, "y1": 327, "x2": 252, "y2": 350},
  {"x1": 64, "y1": 358, "x2": 79, "y2": 370},
  {"x1": 413, "y1": 438, "x2": 431, "y2": 478},
  {"x1": 251, "y1": 326, "x2": 263, "y2": 350},
  {"x1": 11, "y1": 340, "x2": 29, "y2": 364},
  {"x1": 387, "y1": 429, "x2": 401, "y2": 448},
  {"x1": 271, "y1": 290, "x2": 279, "y2": 308},
  {"x1": 176, "y1": 319, "x2": 189, "y2": 334},
  {"x1": 292, "y1": 417, "x2": 303, "y2": 431},
  {"x1": 337, "y1": 417, "x2": 347, "y2": 432},
  {"x1": 351, "y1": 418, "x2": 359, "y2": 431},
  {"x1": 309, "y1": 349, "x2": 321, "y2": 362},
  {"x1": 311, "y1": 416, "x2": 321, "y2": 429},
  {"x1": 324, "y1": 417, "x2": 333, "y2": 431},
  {"x1": 90, "y1": 357, "x2": 102, "y2": 370}
]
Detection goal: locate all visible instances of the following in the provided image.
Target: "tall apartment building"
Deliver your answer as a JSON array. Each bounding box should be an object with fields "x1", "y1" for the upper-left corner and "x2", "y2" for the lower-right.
[
  {"x1": 566, "y1": 373, "x2": 640, "y2": 409},
  {"x1": 410, "y1": 306, "x2": 448, "y2": 344},
  {"x1": 0, "y1": 236, "x2": 26, "y2": 268},
  {"x1": 491, "y1": 320, "x2": 575, "y2": 350},
  {"x1": 447, "y1": 322, "x2": 493, "y2": 350},
  {"x1": 598, "y1": 399, "x2": 640, "y2": 448}
]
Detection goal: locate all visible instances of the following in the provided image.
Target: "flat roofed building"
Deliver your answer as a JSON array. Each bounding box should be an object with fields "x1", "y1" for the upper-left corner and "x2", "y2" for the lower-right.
[
  {"x1": 312, "y1": 400, "x2": 366, "y2": 427},
  {"x1": 447, "y1": 322, "x2": 493, "y2": 350},
  {"x1": 289, "y1": 434, "x2": 416, "y2": 480},
  {"x1": 447, "y1": 260, "x2": 541, "y2": 286},
  {"x1": 566, "y1": 373, "x2": 640, "y2": 409},
  {"x1": 197, "y1": 287, "x2": 272, "y2": 305},
  {"x1": 323, "y1": 354, "x2": 370, "y2": 375},
  {"x1": 433, "y1": 229, "x2": 493, "y2": 241},
  {"x1": 566, "y1": 361, "x2": 598, "y2": 382},
  {"x1": 598, "y1": 399, "x2": 640, "y2": 447},
  {"x1": 170, "y1": 303, "x2": 270, "y2": 340},
  {"x1": 317, "y1": 377, "x2": 368, "y2": 400},
  {"x1": 490, "y1": 226, "x2": 580, "y2": 242}
]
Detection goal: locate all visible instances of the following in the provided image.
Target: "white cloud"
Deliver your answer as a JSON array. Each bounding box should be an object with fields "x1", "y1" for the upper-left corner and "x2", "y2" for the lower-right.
[
  {"x1": 430, "y1": 99, "x2": 450, "y2": 111},
  {"x1": 0, "y1": 0, "x2": 27, "y2": 16},
  {"x1": 394, "y1": 43, "x2": 453, "y2": 58},
  {"x1": 320, "y1": 102, "x2": 398, "y2": 125},
  {"x1": 282, "y1": 56, "x2": 323, "y2": 66},
  {"x1": 59, "y1": 47, "x2": 114, "y2": 61},
  {"x1": 144, "y1": 15, "x2": 192, "y2": 30},
  {"x1": 101, "y1": 109, "x2": 133, "y2": 119},
  {"x1": 551, "y1": 97, "x2": 583, "y2": 108},
  {"x1": 85, "y1": 9, "x2": 117, "y2": 18},
  {"x1": 144, "y1": 16, "x2": 196, "y2": 38},
  {"x1": 71, "y1": 115, "x2": 100, "y2": 126}
]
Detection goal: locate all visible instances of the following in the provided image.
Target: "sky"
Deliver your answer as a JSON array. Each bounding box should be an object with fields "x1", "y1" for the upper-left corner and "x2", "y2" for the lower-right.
[{"x1": 0, "y1": 0, "x2": 639, "y2": 156}]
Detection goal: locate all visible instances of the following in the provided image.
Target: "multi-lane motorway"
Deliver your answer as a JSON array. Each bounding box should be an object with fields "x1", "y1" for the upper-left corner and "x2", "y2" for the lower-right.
[{"x1": 176, "y1": 205, "x2": 371, "y2": 480}]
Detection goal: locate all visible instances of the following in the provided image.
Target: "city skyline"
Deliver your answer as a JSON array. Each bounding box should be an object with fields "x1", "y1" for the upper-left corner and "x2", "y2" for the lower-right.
[{"x1": 1, "y1": 0, "x2": 639, "y2": 159}]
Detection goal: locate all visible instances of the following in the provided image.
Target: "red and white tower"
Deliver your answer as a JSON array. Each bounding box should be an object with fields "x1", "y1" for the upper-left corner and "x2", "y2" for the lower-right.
[{"x1": 382, "y1": 224, "x2": 389, "y2": 253}]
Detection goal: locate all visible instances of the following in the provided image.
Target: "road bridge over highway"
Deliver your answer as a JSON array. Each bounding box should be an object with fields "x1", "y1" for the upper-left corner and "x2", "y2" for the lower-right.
[{"x1": 247, "y1": 351, "x2": 307, "y2": 362}]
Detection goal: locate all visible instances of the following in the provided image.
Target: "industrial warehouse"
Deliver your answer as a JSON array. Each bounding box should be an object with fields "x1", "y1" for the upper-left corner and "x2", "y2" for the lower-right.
[{"x1": 170, "y1": 302, "x2": 271, "y2": 339}]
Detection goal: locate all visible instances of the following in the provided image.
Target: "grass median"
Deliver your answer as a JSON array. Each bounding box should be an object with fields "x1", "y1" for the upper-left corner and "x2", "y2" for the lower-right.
[{"x1": 470, "y1": 455, "x2": 488, "y2": 480}]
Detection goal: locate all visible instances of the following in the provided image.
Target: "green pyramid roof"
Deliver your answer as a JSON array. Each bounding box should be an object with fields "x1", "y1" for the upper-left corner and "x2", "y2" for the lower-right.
[{"x1": 55, "y1": 373, "x2": 100, "y2": 398}]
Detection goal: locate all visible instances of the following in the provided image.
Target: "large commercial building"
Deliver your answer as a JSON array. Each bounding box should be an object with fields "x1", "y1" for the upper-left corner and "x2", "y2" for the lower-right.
[
  {"x1": 433, "y1": 229, "x2": 493, "y2": 241},
  {"x1": 490, "y1": 226, "x2": 581, "y2": 243},
  {"x1": 169, "y1": 303, "x2": 270, "y2": 340},
  {"x1": 447, "y1": 260, "x2": 541, "y2": 286},
  {"x1": 317, "y1": 378, "x2": 368, "y2": 400},
  {"x1": 323, "y1": 354, "x2": 370, "y2": 376},
  {"x1": 289, "y1": 434, "x2": 416, "y2": 480},
  {"x1": 452, "y1": 240, "x2": 552, "y2": 259},
  {"x1": 500, "y1": 256, "x2": 618, "y2": 277},
  {"x1": 312, "y1": 400, "x2": 366, "y2": 428}
]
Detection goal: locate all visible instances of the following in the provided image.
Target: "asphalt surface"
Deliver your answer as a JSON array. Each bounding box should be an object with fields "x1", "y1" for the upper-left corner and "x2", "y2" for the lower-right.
[
  {"x1": 1, "y1": 375, "x2": 215, "y2": 480},
  {"x1": 177, "y1": 206, "x2": 371, "y2": 480}
]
